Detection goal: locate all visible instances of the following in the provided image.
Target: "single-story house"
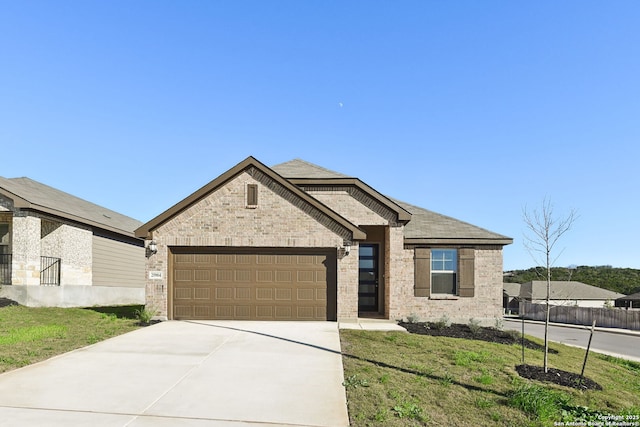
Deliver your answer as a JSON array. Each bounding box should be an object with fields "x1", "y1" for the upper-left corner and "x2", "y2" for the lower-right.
[
  {"x1": 518, "y1": 281, "x2": 624, "y2": 308},
  {"x1": 0, "y1": 176, "x2": 145, "y2": 307},
  {"x1": 135, "y1": 156, "x2": 512, "y2": 323},
  {"x1": 503, "y1": 282, "x2": 522, "y2": 314},
  {"x1": 615, "y1": 292, "x2": 640, "y2": 309}
]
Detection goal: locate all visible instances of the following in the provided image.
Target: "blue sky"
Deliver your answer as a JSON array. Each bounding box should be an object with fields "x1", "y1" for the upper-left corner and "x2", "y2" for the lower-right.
[{"x1": 2, "y1": 1, "x2": 639, "y2": 271}]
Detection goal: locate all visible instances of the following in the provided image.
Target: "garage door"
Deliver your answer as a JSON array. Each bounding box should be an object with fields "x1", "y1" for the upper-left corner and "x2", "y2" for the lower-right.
[{"x1": 171, "y1": 248, "x2": 336, "y2": 321}]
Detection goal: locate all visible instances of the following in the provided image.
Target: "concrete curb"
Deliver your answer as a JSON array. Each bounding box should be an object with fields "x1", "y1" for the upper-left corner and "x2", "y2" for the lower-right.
[{"x1": 503, "y1": 316, "x2": 640, "y2": 337}]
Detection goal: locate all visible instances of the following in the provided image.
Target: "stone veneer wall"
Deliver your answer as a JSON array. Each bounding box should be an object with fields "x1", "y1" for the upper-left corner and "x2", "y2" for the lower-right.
[
  {"x1": 11, "y1": 212, "x2": 41, "y2": 285},
  {"x1": 1, "y1": 195, "x2": 93, "y2": 287},
  {"x1": 388, "y1": 247, "x2": 504, "y2": 325},
  {"x1": 145, "y1": 172, "x2": 354, "y2": 319},
  {"x1": 41, "y1": 217, "x2": 92, "y2": 286}
]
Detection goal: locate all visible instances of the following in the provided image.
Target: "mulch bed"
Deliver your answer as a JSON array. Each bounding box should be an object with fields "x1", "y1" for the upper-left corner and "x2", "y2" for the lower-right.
[
  {"x1": 398, "y1": 321, "x2": 603, "y2": 390},
  {"x1": 0, "y1": 298, "x2": 19, "y2": 308},
  {"x1": 516, "y1": 364, "x2": 602, "y2": 390},
  {"x1": 398, "y1": 321, "x2": 558, "y2": 353}
]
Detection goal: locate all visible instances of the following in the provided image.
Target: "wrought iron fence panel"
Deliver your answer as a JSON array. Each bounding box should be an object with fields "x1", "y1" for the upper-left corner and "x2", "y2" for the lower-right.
[
  {"x1": 40, "y1": 256, "x2": 61, "y2": 286},
  {"x1": 0, "y1": 254, "x2": 11, "y2": 285}
]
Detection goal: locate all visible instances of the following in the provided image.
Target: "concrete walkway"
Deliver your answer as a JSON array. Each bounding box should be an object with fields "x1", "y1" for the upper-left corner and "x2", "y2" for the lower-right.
[
  {"x1": 0, "y1": 321, "x2": 350, "y2": 427},
  {"x1": 338, "y1": 318, "x2": 407, "y2": 331}
]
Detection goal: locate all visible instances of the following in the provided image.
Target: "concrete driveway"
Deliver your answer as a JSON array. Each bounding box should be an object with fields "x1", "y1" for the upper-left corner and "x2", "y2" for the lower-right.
[{"x1": 0, "y1": 321, "x2": 349, "y2": 427}]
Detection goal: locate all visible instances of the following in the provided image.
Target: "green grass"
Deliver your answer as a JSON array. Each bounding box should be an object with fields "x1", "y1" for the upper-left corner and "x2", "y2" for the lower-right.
[
  {"x1": 0, "y1": 305, "x2": 142, "y2": 373},
  {"x1": 340, "y1": 330, "x2": 640, "y2": 427}
]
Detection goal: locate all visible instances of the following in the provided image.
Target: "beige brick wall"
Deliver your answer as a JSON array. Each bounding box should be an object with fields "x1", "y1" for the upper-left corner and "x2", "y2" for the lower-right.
[
  {"x1": 309, "y1": 190, "x2": 388, "y2": 226},
  {"x1": 388, "y1": 247, "x2": 504, "y2": 326},
  {"x1": 145, "y1": 171, "x2": 356, "y2": 318},
  {"x1": 143, "y1": 171, "x2": 506, "y2": 323}
]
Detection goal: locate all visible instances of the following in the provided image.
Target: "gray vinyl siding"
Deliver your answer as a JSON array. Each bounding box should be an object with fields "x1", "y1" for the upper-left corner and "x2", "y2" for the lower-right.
[{"x1": 92, "y1": 234, "x2": 145, "y2": 288}]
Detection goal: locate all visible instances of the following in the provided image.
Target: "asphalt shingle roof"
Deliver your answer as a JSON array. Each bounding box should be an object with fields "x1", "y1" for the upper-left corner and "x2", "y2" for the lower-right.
[
  {"x1": 520, "y1": 281, "x2": 625, "y2": 300},
  {"x1": 272, "y1": 159, "x2": 351, "y2": 179},
  {"x1": 271, "y1": 159, "x2": 512, "y2": 243},
  {"x1": 503, "y1": 282, "x2": 522, "y2": 297},
  {"x1": 0, "y1": 177, "x2": 142, "y2": 236},
  {"x1": 392, "y1": 198, "x2": 511, "y2": 241},
  {"x1": 617, "y1": 292, "x2": 640, "y2": 301}
]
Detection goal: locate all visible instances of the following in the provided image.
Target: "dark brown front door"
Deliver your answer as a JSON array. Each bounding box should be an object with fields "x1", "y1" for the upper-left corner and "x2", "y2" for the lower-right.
[{"x1": 358, "y1": 244, "x2": 379, "y2": 312}]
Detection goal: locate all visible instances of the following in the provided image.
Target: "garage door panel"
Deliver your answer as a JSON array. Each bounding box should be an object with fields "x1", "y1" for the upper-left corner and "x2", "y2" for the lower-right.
[
  {"x1": 235, "y1": 306, "x2": 251, "y2": 318},
  {"x1": 175, "y1": 270, "x2": 192, "y2": 281},
  {"x1": 275, "y1": 271, "x2": 292, "y2": 282},
  {"x1": 216, "y1": 287, "x2": 233, "y2": 299},
  {"x1": 216, "y1": 269, "x2": 234, "y2": 281},
  {"x1": 235, "y1": 270, "x2": 251, "y2": 282},
  {"x1": 275, "y1": 288, "x2": 292, "y2": 300},
  {"x1": 256, "y1": 288, "x2": 273, "y2": 300},
  {"x1": 194, "y1": 288, "x2": 210, "y2": 300},
  {"x1": 256, "y1": 270, "x2": 273, "y2": 282},
  {"x1": 235, "y1": 288, "x2": 251, "y2": 299},
  {"x1": 175, "y1": 288, "x2": 192, "y2": 300},
  {"x1": 172, "y1": 249, "x2": 334, "y2": 321}
]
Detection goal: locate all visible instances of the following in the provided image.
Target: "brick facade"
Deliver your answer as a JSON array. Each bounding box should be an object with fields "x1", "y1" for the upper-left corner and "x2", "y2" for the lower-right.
[
  {"x1": 145, "y1": 172, "x2": 350, "y2": 318},
  {"x1": 389, "y1": 247, "x2": 504, "y2": 325},
  {"x1": 141, "y1": 158, "x2": 510, "y2": 323}
]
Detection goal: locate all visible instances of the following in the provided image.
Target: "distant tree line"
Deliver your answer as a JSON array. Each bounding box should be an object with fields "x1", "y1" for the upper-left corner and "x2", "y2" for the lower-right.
[{"x1": 504, "y1": 266, "x2": 640, "y2": 296}]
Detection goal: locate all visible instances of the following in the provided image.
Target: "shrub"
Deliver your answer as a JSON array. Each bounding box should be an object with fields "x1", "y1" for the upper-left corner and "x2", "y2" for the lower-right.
[
  {"x1": 134, "y1": 306, "x2": 157, "y2": 324},
  {"x1": 468, "y1": 318, "x2": 482, "y2": 334}
]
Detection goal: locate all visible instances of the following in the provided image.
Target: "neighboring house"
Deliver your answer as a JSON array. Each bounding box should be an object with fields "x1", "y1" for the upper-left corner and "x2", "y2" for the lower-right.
[
  {"x1": 518, "y1": 281, "x2": 624, "y2": 308},
  {"x1": 135, "y1": 157, "x2": 512, "y2": 323},
  {"x1": 616, "y1": 292, "x2": 640, "y2": 309},
  {"x1": 503, "y1": 282, "x2": 521, "y2": 314},
  {"x1": 0, "y1": 177, "x2": 145, "y2": 307}
]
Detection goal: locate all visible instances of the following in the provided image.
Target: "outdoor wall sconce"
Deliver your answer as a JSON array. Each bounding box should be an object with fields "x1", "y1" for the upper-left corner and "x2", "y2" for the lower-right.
[
  {"x1": 147, "y1": 240, "x2": 158, "y2": 256},
  {"x1": 339, "y1": 240, "x2": 352, "y2": 258},
  {"x1": 344, "y1": 242, "x2": 351, "y2": 256}
]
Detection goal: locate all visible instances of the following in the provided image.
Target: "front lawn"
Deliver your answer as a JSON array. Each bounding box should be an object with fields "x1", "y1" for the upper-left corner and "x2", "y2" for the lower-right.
[
  {"x1": 340, "y1": 328, "x2": 640, "y2": 426},
  {"x1": 0, "y1": 305, "x2": 142, "y2": 373}
]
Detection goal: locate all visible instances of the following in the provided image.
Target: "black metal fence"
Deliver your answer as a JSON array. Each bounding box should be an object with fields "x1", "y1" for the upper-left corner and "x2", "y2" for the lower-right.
[
  {"x1": 0, "y1": 254, "x2": 10, "y2": 285},
  {"x1": 40, "y1": 256, "x2": 61, "y2": 286}
]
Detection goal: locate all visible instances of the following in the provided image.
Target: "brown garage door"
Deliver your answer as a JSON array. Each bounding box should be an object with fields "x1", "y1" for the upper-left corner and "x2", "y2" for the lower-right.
[{"x1": 171, "y1": 248, "x2": 336, "y2": 321}]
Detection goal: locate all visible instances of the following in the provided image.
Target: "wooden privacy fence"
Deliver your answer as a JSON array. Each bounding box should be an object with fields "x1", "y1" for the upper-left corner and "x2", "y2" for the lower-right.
[{"x1": 520, "y1": 301, "x2": 640, "y2": 331}]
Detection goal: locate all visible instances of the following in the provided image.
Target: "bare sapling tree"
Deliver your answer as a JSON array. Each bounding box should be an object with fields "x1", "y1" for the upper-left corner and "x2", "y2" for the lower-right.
[{"x1": 523, "y1": 198, "x2": 577, "y2": 372}]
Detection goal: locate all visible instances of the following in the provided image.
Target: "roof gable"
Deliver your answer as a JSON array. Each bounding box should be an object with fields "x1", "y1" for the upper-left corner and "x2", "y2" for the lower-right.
[
  {"x1": 0, "y1": 176, "x2": 142, "y2": 236},
  {"x1": 273, "y1": 159, "x2": 412, "y2": 223},
  {"x1": 135, "y1": 156, "x2": 366, "y2": 240}
]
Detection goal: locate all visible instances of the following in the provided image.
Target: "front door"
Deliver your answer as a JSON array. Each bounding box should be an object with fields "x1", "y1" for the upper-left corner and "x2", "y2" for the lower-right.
[{"x1": 358, "y1": 244, "x2": 379, "y2": 312}]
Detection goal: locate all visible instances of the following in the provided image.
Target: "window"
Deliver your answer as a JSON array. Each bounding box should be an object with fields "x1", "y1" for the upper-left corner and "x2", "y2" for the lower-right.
[
  {"x1": 431, "y1": 249, "x2": 457, "y2": 294},
  {"x1": 246, "y1": 184, "x2": 258, "y2": 207},
  {"x1": 0, "y1": 224, "x2": 9, "y2": 255},
  {"x1": 414, "y1": 247, "x2": 474, "y2": 298}
]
